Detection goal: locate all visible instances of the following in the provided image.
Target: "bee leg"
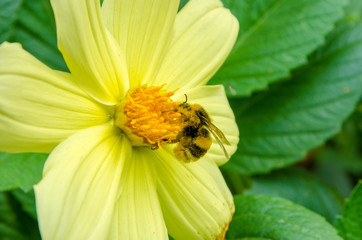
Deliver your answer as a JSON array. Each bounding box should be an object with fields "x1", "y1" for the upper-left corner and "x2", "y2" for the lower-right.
[
  {"x1": 170, "y1": 131, "x2": 183, "y2": 144},
  {"x1": 173, "y1": 143, "x2": 192, "y2": 163},
  {"x1": 151, "y1": 145, "x2": 159, "y2": 150}
]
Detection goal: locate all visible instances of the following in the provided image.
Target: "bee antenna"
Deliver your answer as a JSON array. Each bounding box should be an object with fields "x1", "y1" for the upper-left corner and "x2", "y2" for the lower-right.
[{"x1": 183, "y1": 94, "x2": 188, "y2": 103}]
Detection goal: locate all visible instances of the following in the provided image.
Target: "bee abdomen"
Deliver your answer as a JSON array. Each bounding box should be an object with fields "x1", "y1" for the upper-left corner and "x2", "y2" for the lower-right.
[
  {"x1": 173, "y1": 142, "x2": 207, "y2": 163},
  {"x1": 188, "y1": 142, "x2": 208, "y2": 159},
  {"x1": 173, "y1": 130, "x2": 212, "y2": 162}
]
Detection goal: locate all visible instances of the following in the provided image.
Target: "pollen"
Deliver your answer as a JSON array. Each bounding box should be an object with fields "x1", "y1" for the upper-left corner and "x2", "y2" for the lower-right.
[{"x1": 115, "y1": 85, "x2": 182, "y2": 147}]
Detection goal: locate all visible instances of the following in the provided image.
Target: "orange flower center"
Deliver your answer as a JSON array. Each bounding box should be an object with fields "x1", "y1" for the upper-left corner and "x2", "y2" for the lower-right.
[{"x1": 115, "y1": 85, "x2": 182, "y2": 147}]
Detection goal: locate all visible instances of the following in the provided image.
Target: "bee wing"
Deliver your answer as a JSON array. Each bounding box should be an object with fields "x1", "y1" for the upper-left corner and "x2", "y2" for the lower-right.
[
  {"x1": 201, "y1": 117, "x2": 230, "y2": 160},
  {"x1": 200, "y1": 116, "x2": 230, "y2": 145}
]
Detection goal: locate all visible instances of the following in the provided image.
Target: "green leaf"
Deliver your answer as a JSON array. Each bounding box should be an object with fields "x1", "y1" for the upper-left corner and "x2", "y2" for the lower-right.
[
  {"x1": 343, "y1": 0, "x2": 362, "y2": 23},
  {"x1": 223, "y1": 23, "x2": 362, "y2": 174},
  {"x1": 178, "y1": 0, "x2": 188, "y2": 11},
  {"x1": 11, "y1": 0, "x2": 67, "y2": 71},
  {"x1": 335, "y1": 181, "x2": 362, "y2": 240},
  {"x1": 0, "y1": 0, "x2": 66, "y2": 70},
  {"x1": 0, "y1": 0, "x2": 22, "y2": 43},
  {"x1": 209, "y1": 0, "x2": 346, "y2": 97},
  {"x1": 222, "y1": 169, "x2": 252, "y2": 195},
  {"x1": 0, "y1": 152, "x2": 47, "y2": 192},
  {"x1": 245, "y1": 168, "x2": 343, "y2": 223},
  {"x1": 0, "y1": 191, "x2": 41, "y2": 240},
  {"x1": 0, "y1": 192, "x2": 25, "y2": 240},
  {"x1": 227, "y1": 194, "x2": 343, "y2": 240},
  {"x1": 313, "y1": 159, "x2": 354, "y2": 198},
  {"x1": 233, "y1": 238, "x2": 271, "y2": 240},
  {"x1": 11, "y1": 189, "x2": 37, "y2": 220},
  {"x1": 234, "y1": 238, "x2": 271, "y2": 240},
  {"x1": 314, "y1": 108, "x2": 362, "y2": 176}
]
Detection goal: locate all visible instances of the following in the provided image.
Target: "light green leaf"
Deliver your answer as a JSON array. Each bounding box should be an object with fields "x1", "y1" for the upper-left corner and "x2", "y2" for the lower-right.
[
  {"x1": 245, "y1": 168, "x2": 343, "y2": 223},
  {"x1": 209, "y1": 0, "x2": 346, "y2": 97},
  {"x1": 227, "y1": 195, "x2": 343, "y2": 240},
  {"x1": 335, "y1": 181, "x2": 362, "y2": 240},
  {"x1": 0, "y1": 152, "x2": 47, "y2": 192},
  {"x1": 0, "y1": 0, "x2": 22, "y2": 43},
  {"x1": 223, "y1": 23, "x2": 362, "y2": 174}
]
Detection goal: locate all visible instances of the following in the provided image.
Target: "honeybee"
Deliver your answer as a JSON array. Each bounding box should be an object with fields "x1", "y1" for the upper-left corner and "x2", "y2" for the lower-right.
[{"x1": 173, "y1": 97, "x2": 230, "y2": 162}]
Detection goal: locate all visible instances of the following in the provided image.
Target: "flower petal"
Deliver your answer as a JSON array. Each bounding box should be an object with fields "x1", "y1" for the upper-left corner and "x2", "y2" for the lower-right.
[
  {"x1": 34, "y1": 124, "x2": 130, "y2": 240},
  {"x1": 51, "y1": 0, "x2": 129, "y2": 104},
  {"x1": 173, "y1": 85, "x2": 239, "y2": 165},
  {"x1": 0, "y1": 42, "x2": 109, "y2": 153},
  {"x1": 102, "y1": 0, "x2": 179, "y2": 88},
  {"x1": 109, "y1": 148, "x2": 168, "y2": 240},
  {"x1": 153, "y1": 149, "x2": 234, "y2": 240},
  {"x1": 153, "y1": 0, "x2": 239, "y2": 90}
]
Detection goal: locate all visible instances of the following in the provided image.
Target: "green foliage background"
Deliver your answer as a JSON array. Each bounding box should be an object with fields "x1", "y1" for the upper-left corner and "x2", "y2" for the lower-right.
[{"x1": 0, "y1": 0, "x2": 361, "y2": 239}]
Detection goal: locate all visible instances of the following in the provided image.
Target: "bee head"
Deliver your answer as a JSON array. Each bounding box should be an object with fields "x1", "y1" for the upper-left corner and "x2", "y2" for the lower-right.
[
  {"x1": 178, "y1": 94, "x2": 191, "y2": 109},
  {"x1": 192, "y1": 104, "x2": 210, "y2": 121}
]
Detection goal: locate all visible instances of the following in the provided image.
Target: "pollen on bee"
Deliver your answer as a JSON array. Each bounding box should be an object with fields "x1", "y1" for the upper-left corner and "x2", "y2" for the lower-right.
[{"x1": 114, "y1": 84, "x2": 182, "y2": 147}]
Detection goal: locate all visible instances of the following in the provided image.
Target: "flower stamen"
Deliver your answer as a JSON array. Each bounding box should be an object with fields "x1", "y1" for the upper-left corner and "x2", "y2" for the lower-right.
[{"x1": 115, "y1": 85, "x2": 181, "y2": 147}]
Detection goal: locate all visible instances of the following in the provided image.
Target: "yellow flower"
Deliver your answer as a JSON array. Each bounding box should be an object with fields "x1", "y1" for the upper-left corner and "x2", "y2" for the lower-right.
[{"x1": 0, "y1": 0, "x2": 239, "y2": 239}]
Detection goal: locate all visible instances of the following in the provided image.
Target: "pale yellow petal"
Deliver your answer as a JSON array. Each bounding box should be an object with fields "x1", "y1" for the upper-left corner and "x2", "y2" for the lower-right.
[
  {"x1": 0, "y1": 42, "x2": 109, "y2": 153},
  {"x1": 153, "y1": 0, "x2": 239, "y2": 90},
  {"x1": 102, "y1": 0, "x2": 179, "y2": 88},
  {"x1": 51, "y1": 0, "x2": 129, "y2": 104},
  {"x1": 109, "y1": 148, "x2": 168, "y2": 240},
  {"x1": 173, "y1": 85, "x2": 239, "y2": 165},
  {"x1": 34, "y1": 124, "x2": 131, "y2": 240},
  {"x1": 153, "y1": 149, "x2": 234, "y2": 240}
]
